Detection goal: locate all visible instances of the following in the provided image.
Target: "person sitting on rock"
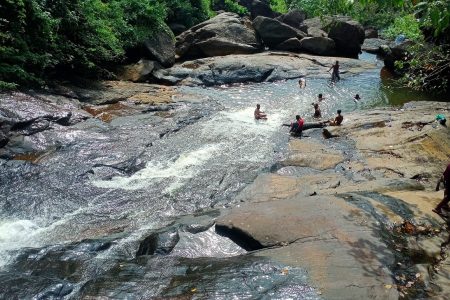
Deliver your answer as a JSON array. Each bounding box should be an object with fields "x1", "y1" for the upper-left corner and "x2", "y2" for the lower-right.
[
  {"x1": 289, "y1": 115, "x2": 304, "y2": 137},
  {"x1": 312, "y1": 103, "x2": 321, "y2": 118},
  {"x1": 433, "y1": 163, "x2": 450, "y2": 215},
  {"x1": 329, "y1": 60, "x2": 340, "y2": 82},
  {"x1": 254, "y1": 104, "x2": 267, "y2": 120},
  {"x1": 299, "y1": 77, "x2": 306, "y2": 89},
  {"x1": 331, "y1": 109, "x2": 344, "y2": 126}
]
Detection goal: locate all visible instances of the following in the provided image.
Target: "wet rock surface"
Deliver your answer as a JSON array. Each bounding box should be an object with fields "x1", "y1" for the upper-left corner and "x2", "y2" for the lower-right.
[
  {"x1": 154, "y1": 52, "x2": 377, "y2": 86},
  {"x1": 217, "y1": 101, "x2": 450, "y2": 299},
  {"x1": 1, "y1": 75, "x2": 449, "y2": 299}
]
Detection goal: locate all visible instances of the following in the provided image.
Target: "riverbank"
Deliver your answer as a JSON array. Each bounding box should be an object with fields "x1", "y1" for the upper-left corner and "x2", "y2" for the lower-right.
[{"x1": 217, "y1": 101, "x2": 450, "y2": 299}]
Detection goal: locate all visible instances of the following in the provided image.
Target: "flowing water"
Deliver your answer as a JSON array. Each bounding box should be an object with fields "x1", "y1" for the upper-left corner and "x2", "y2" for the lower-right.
[{"x1": 0, "y1": 54, "x2": 445, "y2": 298}]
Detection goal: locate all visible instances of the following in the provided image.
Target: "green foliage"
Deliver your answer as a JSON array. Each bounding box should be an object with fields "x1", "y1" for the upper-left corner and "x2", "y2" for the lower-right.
[
  {"x1": 416, "y1": 0, "x2": 450, "y2": 37},
  {"x1": 223, "y1": 0, "x2": 248, "y2": 15},
  {"x1": 270, "y1": 0, "x2": 288, "y2": 14},
  {"x1": 164, "y1": 0, "x2": 214, "y2": 28},
  {"x1": 0, "y1": 0, "x2": 182, "y2": 88},
  {"x1": 382, "y1": 14, "x2": 424, "y2": 42},
  {"x1": 287, "y1": 0, "x2": 352, "y2": 17}
]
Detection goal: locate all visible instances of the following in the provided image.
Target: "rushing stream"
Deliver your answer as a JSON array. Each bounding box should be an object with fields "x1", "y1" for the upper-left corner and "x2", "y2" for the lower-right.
[{"x1": 0, "y1": 54, "x2": 444, "y2": 298}]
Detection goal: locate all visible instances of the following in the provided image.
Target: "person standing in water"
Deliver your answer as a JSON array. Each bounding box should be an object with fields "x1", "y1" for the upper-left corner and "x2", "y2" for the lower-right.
[
  {"x1": 254, "y1": 104, "x2": 267, "y2": 120},
  {"x1": 354, "y1": 94, "x2": 361, "y2": 102},
  {"x1": 318, "y1": 94, "x2": 325, "y2": 102},
  {"x1": 313, "y1": 103, "x2": 321, "y2": 118},
  {"x1": 329, "y1": 60, "x2": 340, "y2": 82}
]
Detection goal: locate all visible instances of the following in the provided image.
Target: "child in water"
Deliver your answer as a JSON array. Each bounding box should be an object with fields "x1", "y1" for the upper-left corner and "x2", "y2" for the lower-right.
[{"x1": 298, "y1": 77, "x2": 306, "y2": 89}]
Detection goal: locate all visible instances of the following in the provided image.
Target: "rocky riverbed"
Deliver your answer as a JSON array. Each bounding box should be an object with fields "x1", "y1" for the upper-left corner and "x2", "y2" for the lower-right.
[
  {"x1": 217, "y1": 101, "x2": 450, "y2": 299},
  {"x1": 0, "y1": 68, "x2": 449, "y2": 299}
]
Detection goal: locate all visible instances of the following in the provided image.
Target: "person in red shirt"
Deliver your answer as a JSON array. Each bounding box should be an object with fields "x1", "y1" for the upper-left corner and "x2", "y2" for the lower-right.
[
  {"x1": 433, "y1": 163, "x2": 450, "y2": 215},
  {"x1": 289, "y1": 115, "x2": 304, "y2": 136}
]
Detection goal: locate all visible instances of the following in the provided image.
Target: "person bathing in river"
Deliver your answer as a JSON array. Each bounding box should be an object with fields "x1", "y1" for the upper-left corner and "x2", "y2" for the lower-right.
[
  {"x1": 299, "y1": 77, "x2": 306, "y2": 89},
  {"x1": 254, "y1": 104, "x2": 267, "y2": 120},
  {"x1": 433, "y1": 163, "x2": 450, "y2": 216},
  {"x1": 329, "y1": 60, "x2": 340, "y2": 82},
  {"x1": 318, "y1": 93, "x2": 325, "y2": 102},
  {"x1": 312, "y1": 103, "x2": 321, "y2": 118}
]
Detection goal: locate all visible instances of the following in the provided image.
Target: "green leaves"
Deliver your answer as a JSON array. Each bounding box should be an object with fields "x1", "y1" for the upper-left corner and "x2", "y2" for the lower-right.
[
  {"x1": 416, "y1": 0, "x2": 450, "y2": 37},
  {"x1": 382, "y1": 14, "x2": 424, "y2": 42}
]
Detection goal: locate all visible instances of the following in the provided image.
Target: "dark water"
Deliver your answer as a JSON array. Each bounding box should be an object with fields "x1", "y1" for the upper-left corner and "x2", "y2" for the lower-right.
[{"x1": 0, "y1": 53, "x2": 444, "y2": 299}]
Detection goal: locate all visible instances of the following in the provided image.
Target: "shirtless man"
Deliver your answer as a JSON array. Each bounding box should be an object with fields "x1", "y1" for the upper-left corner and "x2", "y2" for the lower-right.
[
  {"x1": 254, "y1": 104, "x2": 267, "y2": 120},
  {"x1": 324, "y1": 109, "x2": 343, "y2": 126},
  {"x1": 313, "y1": 103, "x2": 321, "y2": 118},
  {"x1": 328, "y1": 60, "x2": 340, "y2": 82}
]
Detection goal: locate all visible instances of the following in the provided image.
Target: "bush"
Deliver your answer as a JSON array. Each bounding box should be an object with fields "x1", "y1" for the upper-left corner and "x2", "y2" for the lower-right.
[
  {"x1": 270, "y1": 0, "x2": 288, "y2": 14},
  {"x1": 382, "y1": 14, "x2": 424, "y2": 42},
  {"x1": 397, "y1": 43, "x2": 450, "y2": 92},
  {"x1": 223, "y1": 0, "x2": 248, "y2": 15},
  {"x1": 164, "y1": 0, "x2": 214, "y2": 28}
]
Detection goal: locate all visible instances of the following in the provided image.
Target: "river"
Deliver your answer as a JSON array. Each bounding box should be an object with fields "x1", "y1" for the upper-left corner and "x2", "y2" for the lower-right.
[{"x1": 0, "y1": 53, "x2": 443, "y2": 298}]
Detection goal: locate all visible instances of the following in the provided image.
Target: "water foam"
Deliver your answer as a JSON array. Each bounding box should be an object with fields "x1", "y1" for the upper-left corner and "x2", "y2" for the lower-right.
[
  {"x1": 92, "y1": 144, "x2": 221, "y2": 191},
  {"x1": 0, "y1": 219, "x2": 41, "y2": 267}
]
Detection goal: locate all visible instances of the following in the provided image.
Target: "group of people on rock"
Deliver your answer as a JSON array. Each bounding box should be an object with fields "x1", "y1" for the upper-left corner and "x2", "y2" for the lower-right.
[{"x1": 256, "y1": 61, "x2": 450, "y2": 221}]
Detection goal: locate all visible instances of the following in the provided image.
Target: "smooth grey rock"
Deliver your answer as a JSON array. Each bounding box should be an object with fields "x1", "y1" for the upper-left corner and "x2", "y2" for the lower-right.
[
  {"x1": 274, "y1": 38, "x2": 302, "y2": 52},
  {"x1": 276, "y1": 9, "x2": 307, "y2": 29},
  {"x1": 143, "y1": 27, "x2": 176, "y2": 67},
  {"x1": 253, "y1": 16, "x2": 306, "y2": 48},
  {"x1": 362, "y1": 38, "x2": 390, "y2": 54},
  {"x1": 176, "y1": 13, "x2": 261, "y2": 59},
  {"x1": 307, "y1": 27, "x2": 327, "y2": 37},
  {"x1": 300, "y1": 37, "x2": 335, "y2": 56},
  {"x1": 328, "y1": 19, "x2": 365, "y2": 58}
]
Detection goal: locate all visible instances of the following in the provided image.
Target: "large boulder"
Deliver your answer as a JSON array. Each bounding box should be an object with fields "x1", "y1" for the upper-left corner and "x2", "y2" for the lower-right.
[
  {"x1": 328, "y1": 20, "x2": 365, "y2": 58},
  {"x1": 274, "y1": 38, "x2": 302, "y2": 52},
  {"x1": 276, "y1": 9, "x2": 307, "y2": 29},
  {"x1": 176, "y1": 13, "x2": 262, "y2": 59},
  {"x1": 252, "y1": 16, "x2": 306, "y2": 48},
  {"x1": 299, "y1": 37, "x2": 335, "y2": 56},
  {"x1": 142, "y1": 27, "x2": 176, "y2": 67},
  {"x1": 117, "y1": 59, "x2": 159, "y2": 82},
  {"x1": 382, "y1": 40, "x2": 414, "y2": 71},
  {"x1": 307, "y1": 27, "x2": 327, "y2": 38},
  {"x1": 362, "y1": 38, "x2": 390, "y2": 54},
  {"x1": 365, "y1": 27, "x2": 378, "y2": 38}
]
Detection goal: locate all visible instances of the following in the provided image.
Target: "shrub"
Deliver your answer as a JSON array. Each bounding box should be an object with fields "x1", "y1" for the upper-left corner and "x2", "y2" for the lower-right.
[
  {"x1": 270, "y1": 0, "x2": 288, "y2": 14},
  {"x1": 382, "y1": 14, "x2": 424, "y2": 42}
]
